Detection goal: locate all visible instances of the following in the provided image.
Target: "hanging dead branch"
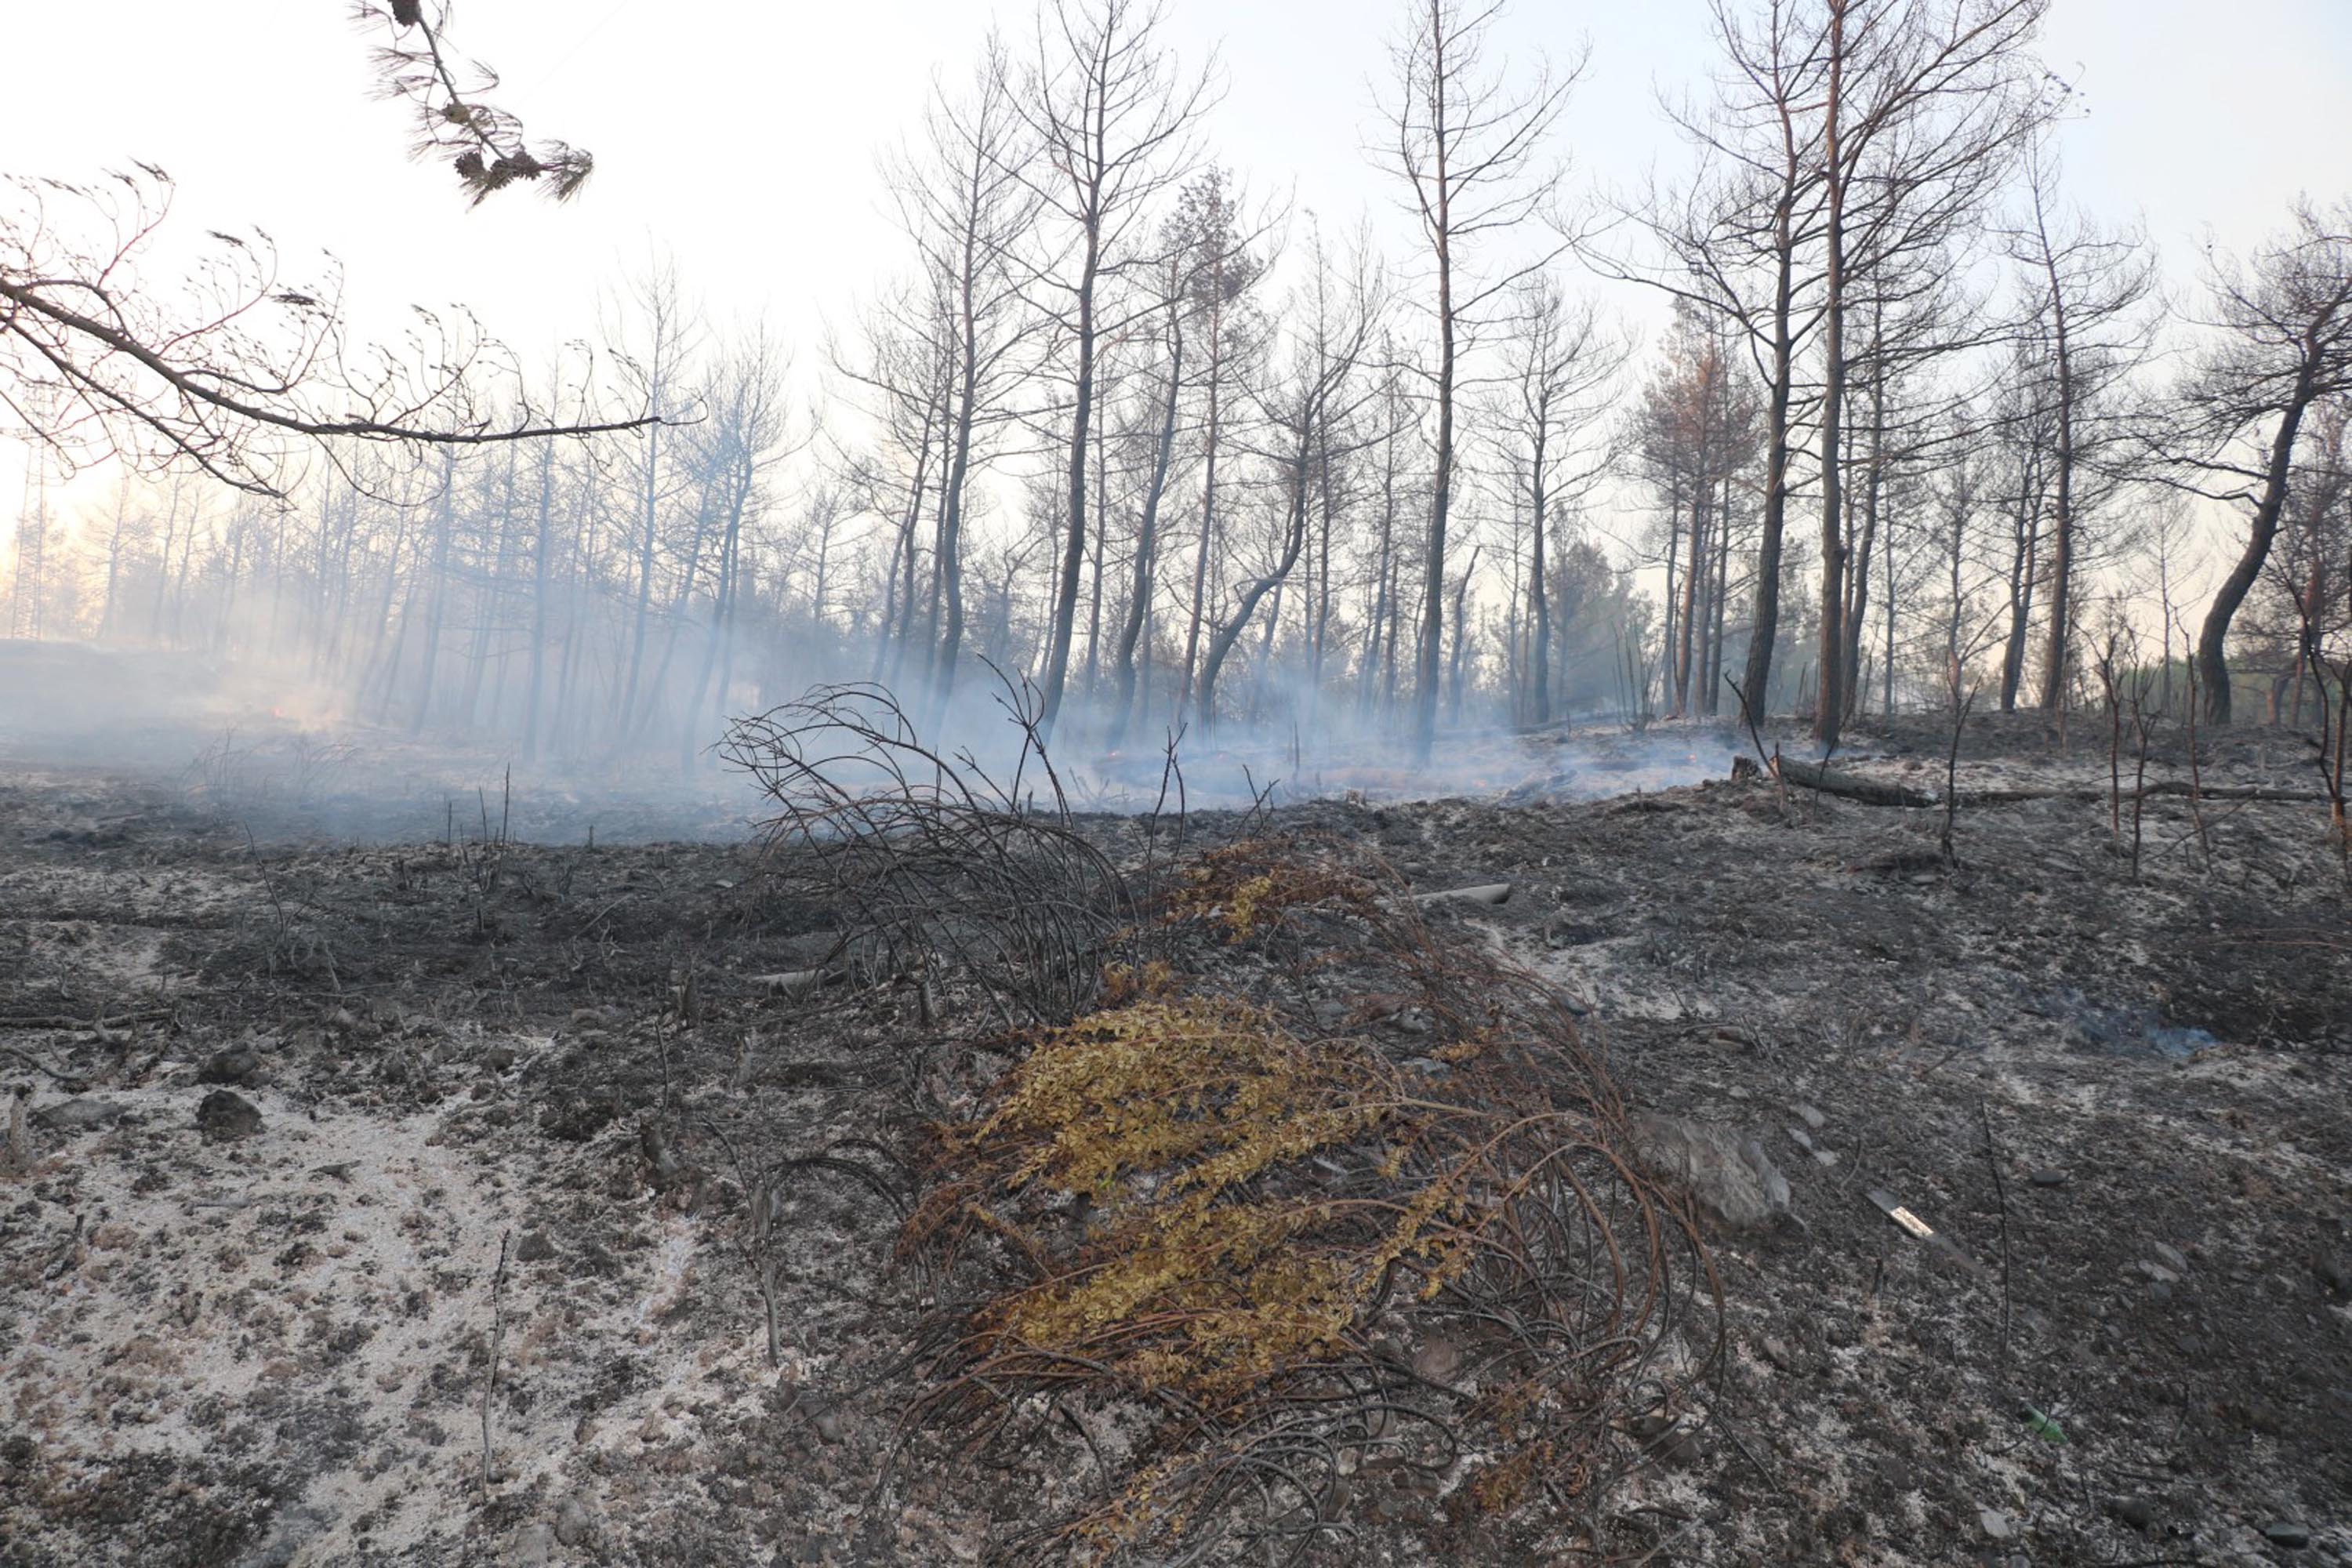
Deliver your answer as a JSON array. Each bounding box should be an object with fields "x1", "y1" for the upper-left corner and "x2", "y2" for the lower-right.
[
  {"x1": 0, "y1": 168, "x2": 654, "y2": 496},
  {"x1": 355, "y1": 1, "x2": 596, "y2": 205}
]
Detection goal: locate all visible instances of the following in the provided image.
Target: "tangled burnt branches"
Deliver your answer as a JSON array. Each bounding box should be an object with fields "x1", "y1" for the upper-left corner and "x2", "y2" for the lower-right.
[
  {"x1": 721, "y1": 678, "x2": 1149, "y2": 1027},
  {"x1": 903, "y1": 837, "x2": 1722, "y2": 1564}
]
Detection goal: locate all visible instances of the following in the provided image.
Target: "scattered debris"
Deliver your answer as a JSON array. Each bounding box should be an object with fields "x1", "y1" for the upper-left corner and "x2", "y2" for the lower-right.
[
  {"x1": 1413, "y1": 880, "x2": 1514, "y2": 906},
  {"x1": 2019, "y1": 1404, "x2": 2067, "y2": 1444},
  {"x1": 1869, "y1": 1188, "x2": 1987, "y2": 1278}
]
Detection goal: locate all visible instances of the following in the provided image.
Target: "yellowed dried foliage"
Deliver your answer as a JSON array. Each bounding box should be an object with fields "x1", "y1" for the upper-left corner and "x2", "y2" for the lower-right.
[
  {"x1": 1160, "y1": 837, "x2": 1371, "y2": 942},
  {"x1": 931, "y1": 995, "x2": 1475, "y2": 1400},
  {"x1": 904, "y1": 834, "x2": 1718, "y2": 1563}
]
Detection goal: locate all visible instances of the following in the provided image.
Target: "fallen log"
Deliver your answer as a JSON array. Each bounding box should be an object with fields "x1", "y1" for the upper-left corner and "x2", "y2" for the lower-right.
[
  {"x1": 1772, "y1": 758, "x2": 1934, "y2": 808},
  {"x1": 1770, "y1": 758, "x2": 2332, "y2": 810},
  {"x1": 1958, "y1": 780, "x2": 2333, "y2": 807}
]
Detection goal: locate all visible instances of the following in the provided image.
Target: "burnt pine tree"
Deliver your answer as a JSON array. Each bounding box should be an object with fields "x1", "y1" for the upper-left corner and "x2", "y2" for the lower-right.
[
  {"x1": 2176, "y1": 202, "x2": 2352, "y2": 724},
  {"x1": 1380, "y1": 0, "x2": 1582, "y2": 762}
]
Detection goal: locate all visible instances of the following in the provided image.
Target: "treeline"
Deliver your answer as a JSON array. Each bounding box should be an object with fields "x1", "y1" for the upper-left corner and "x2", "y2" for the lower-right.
[{"x1": 8, "y1": 0, "x2": 2350, "y2": 766}]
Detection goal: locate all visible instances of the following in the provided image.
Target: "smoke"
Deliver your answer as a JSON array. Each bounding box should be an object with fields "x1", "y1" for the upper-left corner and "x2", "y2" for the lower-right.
[{"x1": 0, "y1": 635, "x2": 1745, "y2": 844}]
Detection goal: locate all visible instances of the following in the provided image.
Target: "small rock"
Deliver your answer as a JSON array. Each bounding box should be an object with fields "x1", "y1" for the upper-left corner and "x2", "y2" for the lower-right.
[
  {"x1": 196, "y1": 1090, "x2": 262, "y2": 1142},
  {"x1": 1796, "y1": 1103, "x2": 1825, "y2": 1130},
  {"x1": 552, "y1": 1495, "x2": 594, "y2": 1548},
  {"x1": 2111, "y1": 1495, "x2": 2155, "y2": 1531},
  {"x1": 2029, "y1": 1168, "x2": 2069, "y2": 1188},
  {"x1": 1630, "y1": 1113, "x2": 1791, "y2": 1230},
  {"x1": 2151, "y1": 1242, "x2": 2189, "y2": 1274},
  {"x1": 509, "y1": 1523, "x2": 555, "y2": 1567},
  {"x1": 2314, "y1": 1252, "x2": 2347, "y2": 1295},
  {"x1": 199, "y1": 1047, "x2": 261, "y2": 1087},
  {"x1": 1411, "y1": 1336, "x2": 1462, "y2": 1387},
  {"x1": 2260, "y1": 1522, "x2": 2310, "y2": 1549},
  {"x1": 516, "y1": 1230, "x2": 556, "y2": 1263},
  {"x1": 31, "y1": 1097, "x2": 126, "y2": 1132},
  {"x1": 481, "y1": 1044, "x2": 518, "y2": 1073},
  {"x1": 235, "y1": 1505, "x2": 331, "y2": 1567},
  {"x1": 2135, "y1": 1260, "x2": 2180, "y2": 1285},
  {"x1": 812, "y1": 1410, "x2": 845, "y2": 1444},
  {"x1": 1979, "y1": 1506, "x2": 2013, "y2": 1541}
]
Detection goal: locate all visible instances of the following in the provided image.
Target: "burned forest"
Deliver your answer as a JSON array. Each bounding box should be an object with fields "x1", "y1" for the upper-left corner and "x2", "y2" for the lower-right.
[{"x1": 2, "y1": 2, "x2": 2349, "y2": 1566}]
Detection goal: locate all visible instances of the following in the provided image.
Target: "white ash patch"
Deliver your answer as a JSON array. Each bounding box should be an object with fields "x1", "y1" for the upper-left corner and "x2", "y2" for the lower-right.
[{"x1": 1, "y1": 1076, "x2": 802, "y2": 1565}]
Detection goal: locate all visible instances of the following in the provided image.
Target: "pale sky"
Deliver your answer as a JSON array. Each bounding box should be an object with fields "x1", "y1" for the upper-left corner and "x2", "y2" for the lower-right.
[{"x1": 5, "y1": 0, "x2": 2350, "y2": 526}]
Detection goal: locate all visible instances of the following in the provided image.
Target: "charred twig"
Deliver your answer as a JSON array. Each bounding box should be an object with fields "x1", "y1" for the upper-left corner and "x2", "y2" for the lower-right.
[
  {"x1": 0, "y1": 1009, "x2": 172, "y2": 1033},
  {"x1": 702, "y1": 1119, "x2": 787, "y2": 1368},
  {"x1": 0, "y1": 1044, "x2": 78, "y2": 1081},
  {"x1": 1941, "y1": 687, "x2": 1978, "y2": 864},
  {"x1": 2180, "y1": 626, "x2": 2214, "y2": 869},
  {"x1": 1980, "y1": 1103, "x2": 2013, "y2": 1372},
  {"x1": 777, "y1": 1151, "x2": 909, "y2": 1221},
  {"x1": 1726, "y1": 675, "x2": 1792, "y2": 818},
  {"x1": 481, "y1": 1229, "x2": 510, "y2": 1504},
  {"x1": 2129, "y1": 683, "x2": 2155, "y2": 877}
]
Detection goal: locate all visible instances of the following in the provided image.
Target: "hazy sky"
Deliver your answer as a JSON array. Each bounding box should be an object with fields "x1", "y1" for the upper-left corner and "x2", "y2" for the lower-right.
[{"x1": 5, "y1": 0, "x2": 2350, "y2": 521}]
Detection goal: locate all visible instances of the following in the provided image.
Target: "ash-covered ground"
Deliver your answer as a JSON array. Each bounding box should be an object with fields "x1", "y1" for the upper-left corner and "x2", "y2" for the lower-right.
[{"x1": 2, "y1": 712, "x2": 2347, "y2": 1566}]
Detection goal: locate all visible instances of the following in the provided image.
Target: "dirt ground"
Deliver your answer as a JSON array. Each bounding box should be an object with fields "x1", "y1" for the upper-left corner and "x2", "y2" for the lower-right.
[{"x1": 2, "y1": 711, "x2": 2347, "y2": 1566}]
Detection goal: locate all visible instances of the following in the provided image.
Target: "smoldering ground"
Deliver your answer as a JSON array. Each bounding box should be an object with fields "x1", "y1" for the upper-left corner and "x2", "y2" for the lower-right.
[
  {"x1": 2, "y1": 697, "x2": 2347, "y2": 1566},
  {"x1": 0, "y1": 635, "x2": 1753, "y2": 844}
]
